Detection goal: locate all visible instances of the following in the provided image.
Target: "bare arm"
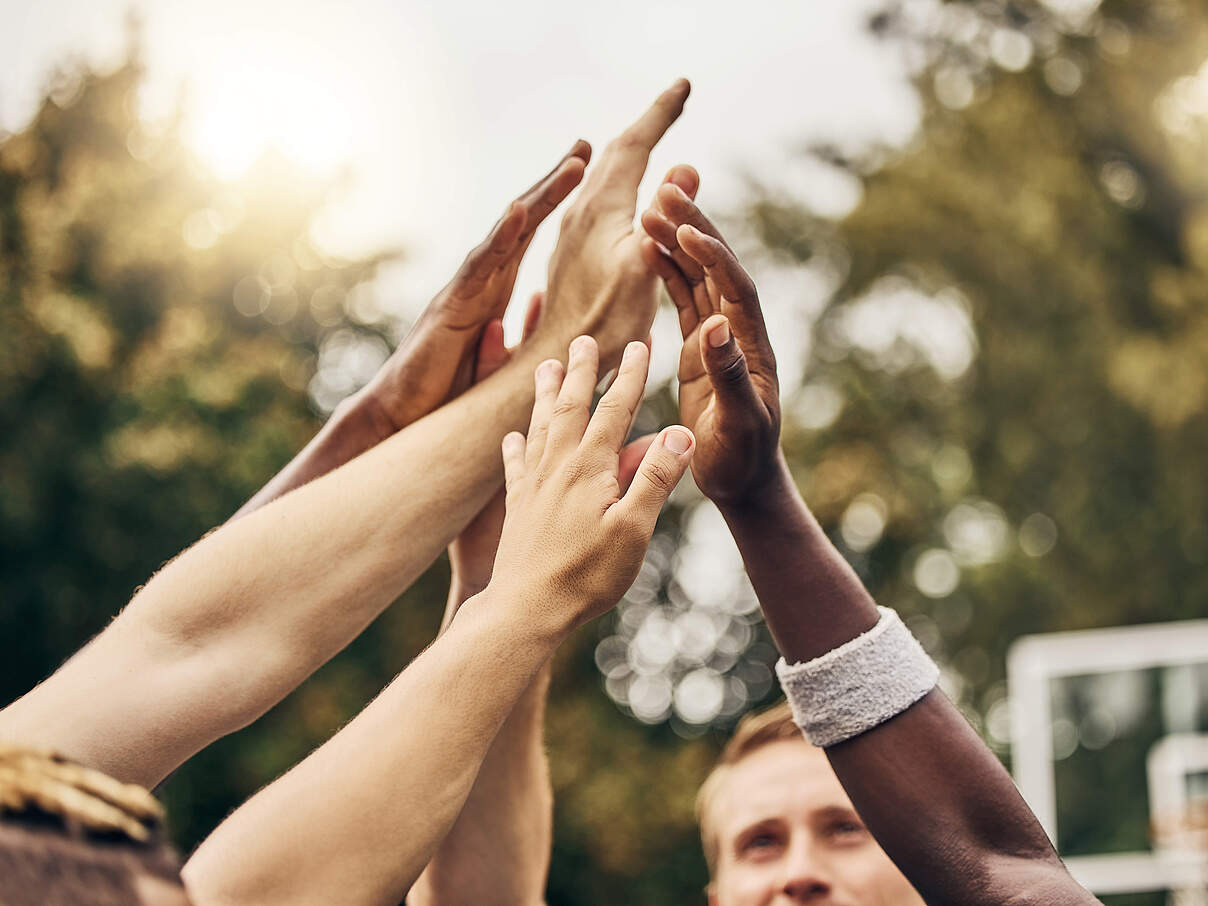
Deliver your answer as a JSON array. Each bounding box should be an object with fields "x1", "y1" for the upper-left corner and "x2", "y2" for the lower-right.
[
  {"x1": 409, "y1": 299, "x2": 554, "y2": 906},
  {"x1": 0, "y1": 144, "x2": 590, "y2": 787},
  {"x1": 409, "y1": 317, "x2": 657, "y2": 906},
  {"x1": 182, "y1": 337, "x2": 696, "y2": 906},
  {"x1": 643, "y1": 183, "x2": 1099, "y2": 906},
  {"x1": 0, "y1": 81, "x2": 690, "y2": 791}
]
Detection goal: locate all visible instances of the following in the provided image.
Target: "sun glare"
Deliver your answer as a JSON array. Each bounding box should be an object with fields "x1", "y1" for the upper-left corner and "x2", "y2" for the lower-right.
[{"x1": 186, "y1": 33, "x2": 364, "y2": 178}]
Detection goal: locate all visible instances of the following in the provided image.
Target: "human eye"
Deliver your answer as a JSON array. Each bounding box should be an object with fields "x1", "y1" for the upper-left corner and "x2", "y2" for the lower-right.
[
  {"x1": 824, "y1": 816, "x2": 869, "y2": 845},
  {"x1": 737, "y1": 825, "x2": 785, "y2": 860}
]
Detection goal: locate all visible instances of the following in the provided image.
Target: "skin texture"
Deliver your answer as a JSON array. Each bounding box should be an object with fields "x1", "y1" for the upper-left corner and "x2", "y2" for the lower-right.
[
  {"x1": 0, "y1": 82, "x2": 690, "y2": 793},
  {"x1": 706, "y1": 741, "x2": 923, "y2": 906},
  {"x1": 542, "y1": 80, "x2": 692, "y2": 368},
  {"x1": 181, "y1": 337, "x2": 695, "y2": 906},
  {"x1": 408, "y1": 294, "x2": 553, "y2": 906},
  {"x1": 643, "y1": 179, "x2": 1101, "y2": 906}
]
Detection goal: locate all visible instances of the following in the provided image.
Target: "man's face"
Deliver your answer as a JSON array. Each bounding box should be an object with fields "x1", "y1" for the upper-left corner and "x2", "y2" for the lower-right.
[{"x1": 706, "y1": 740, "x2": 925, "y2": 906}]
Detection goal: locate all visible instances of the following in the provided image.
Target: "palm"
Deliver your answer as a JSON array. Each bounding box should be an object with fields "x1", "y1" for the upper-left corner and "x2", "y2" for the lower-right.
[
  {"x1": 641, "y1": 177, "x2": 781, "y2": 504},
  {"x1": 677, "y1": 323, "x2": 776, "y2": 501}
]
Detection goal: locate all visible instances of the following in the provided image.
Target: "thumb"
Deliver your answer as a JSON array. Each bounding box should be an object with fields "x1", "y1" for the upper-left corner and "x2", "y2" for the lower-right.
[
  {"x1": 474, "y1": 319, "x2": 509, "y2": 382},
  {"x1": 618, "y1": 426, "x2": 694, "y2": 526},
  {"x1": 521, "y1": 291, "x2": 543, "y2": 342},
  {"x1": 699, "y1": 314, "x2": 763, "y2": 416},
  {"x1": 618, "y1": 433, "x2": 657, "y2": 493}
]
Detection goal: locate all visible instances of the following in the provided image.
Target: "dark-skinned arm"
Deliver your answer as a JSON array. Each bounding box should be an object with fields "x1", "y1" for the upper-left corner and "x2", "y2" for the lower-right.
[{"x1": 642, "y1": 178, "x2": 1100, "y2": 906}]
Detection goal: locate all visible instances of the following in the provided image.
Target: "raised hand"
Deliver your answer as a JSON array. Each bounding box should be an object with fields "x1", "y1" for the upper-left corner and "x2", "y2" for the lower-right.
[
  {"x1": 354, "y1": 141, "x2": 591, "y2": 443},
  {"x1": 446, "y1": 297, "x2": 656, "y2": 606},
  {"x1": 539, "y1": 81, "x2": 691, "y2": 368},
  {"x1": 490, "y1": 336, "x2": 695, "y2": 629},
  {"x1": 639, "y1": 178, "x2": 782, "y2": 506},
  {"x1": 233, "y1": 143, "x2": 590, "y2": 518}
]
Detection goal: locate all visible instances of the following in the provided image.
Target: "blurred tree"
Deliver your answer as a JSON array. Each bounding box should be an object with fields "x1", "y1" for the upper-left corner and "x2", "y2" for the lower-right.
[
  {"x1": 725, "y1": 1, "x2": 1208, "y2": 903},
  {"x1": 0, "y1": 44, "x2": 400, "y2": 853},
  {"x1": 13, "y1": 3, "x2": 1208, "y2": 904}
]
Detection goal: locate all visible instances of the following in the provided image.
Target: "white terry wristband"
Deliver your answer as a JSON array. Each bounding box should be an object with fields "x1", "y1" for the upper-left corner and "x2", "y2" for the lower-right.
[{"x1": 775, "y1": 606, "x2": 939, "y2": 748}]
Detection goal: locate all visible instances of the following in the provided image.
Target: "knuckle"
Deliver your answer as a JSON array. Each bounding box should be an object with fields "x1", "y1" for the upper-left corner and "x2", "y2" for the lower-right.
[
  {"x1": 593, "y1": 396, "x2": 628, "y2": 419},
  {"x1": 714, "y1": 349, "x2": 750, "y2": 385},
  {"x1": 643, "y1": 457, "x2": 677, "y2": 492},
  {"x1": 552, "y1": 398, "x2": 585, "y2": 419},
  {"x1": 560, "y1": 455, "x2": 595, "y2": 485}
]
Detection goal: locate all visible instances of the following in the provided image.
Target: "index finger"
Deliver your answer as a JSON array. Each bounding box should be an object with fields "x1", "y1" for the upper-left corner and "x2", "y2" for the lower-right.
[
  {"x1": 677, "y1": 225, "x2": 775, "y2": 374},
  {"x1": 515, "y1": 140, "x2": 592, "y2": 236},
  {"x1": 582, "y1": 79, "x2": 691, "y2": 214}
]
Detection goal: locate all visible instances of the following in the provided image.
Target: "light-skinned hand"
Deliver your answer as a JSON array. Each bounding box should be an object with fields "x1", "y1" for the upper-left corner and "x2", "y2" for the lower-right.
[
  {"x1": 488, "y1": 336, "x2": 694, "y2": 633},
  {"x1": 539, "y1": 80, "x2": 691, "y2": 367},
  {"x1": 350, "y1": 140, "x2": 592, "y2": 444}
]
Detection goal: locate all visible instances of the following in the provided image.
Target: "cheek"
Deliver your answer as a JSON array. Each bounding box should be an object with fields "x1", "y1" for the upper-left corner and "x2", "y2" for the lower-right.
[
  {"x1": 834, "y1": 845, "x2": 923, "y2": 905},
  {"x1": 714, "y1": 861, "x2": 780, "y2": 906}
]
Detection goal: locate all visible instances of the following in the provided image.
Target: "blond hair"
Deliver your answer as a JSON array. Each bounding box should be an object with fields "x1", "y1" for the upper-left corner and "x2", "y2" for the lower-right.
[
  {"x1": 696, "y1": 700, "x2": 808, "y2": 876},
  {"x1": 0, "y1": 746, "x2": 183, "y2": 905}
]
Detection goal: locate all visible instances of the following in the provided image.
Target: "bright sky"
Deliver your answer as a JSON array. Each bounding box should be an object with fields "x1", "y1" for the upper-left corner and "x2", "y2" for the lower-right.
[{"x1": 0, "y1": 0, "x2": 919, "y2": 365}]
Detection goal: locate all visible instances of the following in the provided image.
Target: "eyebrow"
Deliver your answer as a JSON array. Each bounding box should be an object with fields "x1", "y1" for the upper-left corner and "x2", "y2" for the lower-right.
[
  {"x1": 810, "y1": 805, "x2": 863, "y2": 825},
  {"x1": 732, "y1": 817, "x2": 784, "y2": 848}
]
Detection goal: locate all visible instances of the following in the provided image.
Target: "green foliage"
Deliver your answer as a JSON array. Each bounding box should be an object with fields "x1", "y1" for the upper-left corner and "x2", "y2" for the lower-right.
[
  {"x1": 748, "y1": 0, "x2": 1208, "y2": 885},
  {"x1": 0, "y1": 51, "x2": 393, "y2": 853},
  {"x1": 9, "y1": 2, "x2": 1208, "y2": 902}
]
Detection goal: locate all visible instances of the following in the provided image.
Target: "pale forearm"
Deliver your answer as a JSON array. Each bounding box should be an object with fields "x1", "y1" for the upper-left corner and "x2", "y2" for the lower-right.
[
  {"x1": 410, "y1": 574, "x2": 553, "y2": 906},
  {"x1": 182, "y1": 591, "x2": 564, "y2": 906},
  {"x1": 0, "y1": 337, "x2": 565, "y2": 787}
]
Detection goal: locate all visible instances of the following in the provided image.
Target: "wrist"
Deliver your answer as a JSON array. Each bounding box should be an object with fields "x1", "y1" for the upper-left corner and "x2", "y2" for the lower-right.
[
  {"x1": 472, "y1": 578, "x2": 580, "y2": 646},
  {"x1": 327, "y1": 391, "x2": 392, "y2": 454},
  {"x1": 711, "y1": 449, "x2": 795, "y2": 516}
]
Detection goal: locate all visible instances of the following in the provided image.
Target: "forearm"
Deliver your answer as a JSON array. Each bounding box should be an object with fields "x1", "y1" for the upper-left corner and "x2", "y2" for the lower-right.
[
  {"x1": 718, "y1": 454, "x2": 1090, "y2": 905},
  {"x1": 716, "y1": 451, "x2": 880, "y2": 663},
  {"x1": 410, "y1": 581, "x2": 553, "y2": 906},
  {"x1": 183, "y1": 589, "x2": 565, "y2": 906},
  {"x1": 0, "y1": 336, "x2": 565, "y2": 787}
]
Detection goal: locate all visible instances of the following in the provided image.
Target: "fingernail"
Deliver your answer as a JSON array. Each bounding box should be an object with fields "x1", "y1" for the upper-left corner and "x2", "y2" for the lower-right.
[
  {"x1": 708, "y1": 319, "x2": 731, "y2": 348},
  {"x1": 570, "y1": 335, "x2": 592, "y2": 359},
  {"x1": 536, "y1": 360, "x2": 562, "y2": 387},
  {"x1": 664, "y1": 427, "x2": 692, "y2": 455}
]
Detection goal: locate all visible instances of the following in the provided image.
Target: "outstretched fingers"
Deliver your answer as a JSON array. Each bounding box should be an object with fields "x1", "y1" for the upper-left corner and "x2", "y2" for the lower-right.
[
  {"x1": 677, "y1": 224, "x2": 774, "y2": 376},
  {"x1": 584, "y1": 79, "x2": 691, "y2": 215},
  {"x1": 525, "y1": 359, "x2": 565, "y2": 469},
  {"x1": 453, "y1": 142, "x2": 590, "y2": 307},
  {"x1": 455, "y1": 202, "x2": 528, "y2": 297},
  {"x1": 516, "y1": 142, "x2": 591, "y2": 239},
  {"x1": 543, "y1": 335, "x2": 600, "y2": 457},
  {"x1": 583, "y1": 341, "x2": 649, "y2": 456}
]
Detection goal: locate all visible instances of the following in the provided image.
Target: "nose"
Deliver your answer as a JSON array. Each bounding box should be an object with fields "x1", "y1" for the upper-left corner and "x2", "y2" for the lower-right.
[{"x1": 779, "y1": 836, "x2": 833, "y2": 902}]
